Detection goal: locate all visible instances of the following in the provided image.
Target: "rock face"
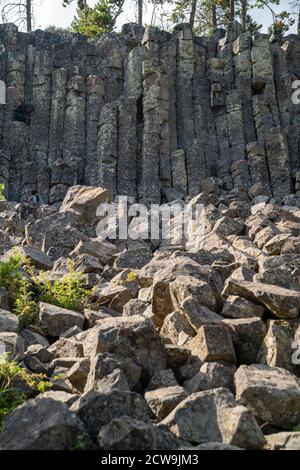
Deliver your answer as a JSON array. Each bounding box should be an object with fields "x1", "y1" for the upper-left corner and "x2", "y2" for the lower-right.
[{"x1": 0, "y1": 23, "x2": 299, "y2": 203}]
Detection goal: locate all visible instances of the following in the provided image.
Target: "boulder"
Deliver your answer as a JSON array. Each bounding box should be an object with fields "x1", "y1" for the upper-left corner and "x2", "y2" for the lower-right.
[
  {"x1": 221, "y1": 295, "x2": 265, "y2": 319},
  {"x1": 235, "y1": 365, "x2": 300, "y2": 429},
  {"x1": 160, "y1": 388, "x2": 265, "y2": 449},
  {"x1": 265, "y1": 432, "x2": 300, "y2": 450},
  {"x1": 0, "y1": 332, "x2": 25, "y2": 359},
  {"x1": 222, "y1": 317, "x2": 266, "y2": 364},
  {"x1": 186, "y1": 324, "x2": 236, "y2": 363},
  {"x1": 10, "y1": 246, "x2": 53, "y2": 270},
  {"x1": 90, "y1": 369, "x2": 130, "y2": 393},
  {"x1": 145, "y1": 386, "x2": 188, "y2": 420},
  {"x1": 0, "y1": 309, "x2": 19, "y2": 333},
  {"x1": 38, "y1": 302, "x2": 84, "y2": 337},
  {"x1": 70, "y1": 238, "x2": 118, "y2": 265},
  {"x1": 223, "y1": 279, "x2": 300, "y2": 319},
  {"x1": 0, "y1": 398, "x2": 94, "y2": 450},
  {"x1": 258, "y1": 319, "x2": 300, "y2": 373},
  {"x1": 86, "y1": 352, "x2": 142, "y2": 391},
  {"x1": 70, "y1": 390, "x2": 151, "y2": 438},
  {"x1": 180, "y1": 296, "x2": 223, "y2": 329},
  {"x1": 184, "y1": 362, "x2": 236, "y2": 394},
  {"x1": 90, "y1": 316, "x2": 166, "y2": 380},
  {"x1": 98, "y1": 416, "x2": 185, "y2": 450},
  {"x1": 59, "y1": 185, "x2": 112, "y2": 224}
]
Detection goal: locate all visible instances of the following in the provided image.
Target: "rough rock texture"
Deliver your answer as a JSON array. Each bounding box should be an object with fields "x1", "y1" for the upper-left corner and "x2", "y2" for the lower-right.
[{"x1": 0, "y1": 23, "x2": 299, "y2": 203}]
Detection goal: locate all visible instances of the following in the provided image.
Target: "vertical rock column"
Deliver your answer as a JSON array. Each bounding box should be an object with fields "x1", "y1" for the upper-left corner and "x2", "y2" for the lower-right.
[
  {"x1": 28, "y1": 48, "x2": 52, "y2": 202},
  {"x1": 63, "y1": 73, "x2": 86, "y2": 186},
  {"x1": 117, "y1": 97, "x2": 137, "y2": 198},
  {"x1": 124, "y1": 45, "x2": 147, "y2": 199},
  {"x1": 247, "y1": 142, "x2": 271, "y2": 197},
  {"x1": 5, "y1": 37, "x2": 27, "y2": 200},
  {"x1": 233, "y1": 32, "x2": 256, "y2": 144},
  {"x1": 48, "y1": 68, "x2": 68, "y2": 203},
  {"x1": 266, "y1": 128, "x2": 292, "y2": 198},
  {"x1": 85, "y1": 75, "x2": 104, "y2": 186},
  {"x1": 97, "y1": 102, "x2": 118, "y2": 196},
  {"x1": 141, "y1": 27, "x2": 167, "y2": 204}
]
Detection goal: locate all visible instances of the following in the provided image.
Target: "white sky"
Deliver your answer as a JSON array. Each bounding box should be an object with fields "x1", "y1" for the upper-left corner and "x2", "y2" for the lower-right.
[{"x1": 34, "y1": 0, "x2": 298, "y2": 34}]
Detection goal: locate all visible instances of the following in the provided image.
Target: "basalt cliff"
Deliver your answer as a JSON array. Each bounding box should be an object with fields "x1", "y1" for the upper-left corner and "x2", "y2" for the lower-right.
[{"x1": 0, "y1": 21, "x2": 300, "y2": 204}]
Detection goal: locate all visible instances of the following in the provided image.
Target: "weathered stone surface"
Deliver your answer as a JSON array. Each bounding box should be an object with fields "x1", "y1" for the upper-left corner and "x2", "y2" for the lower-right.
[
  {"x1": 0, "y1": 398, "x2": 94, "y2": 450},
  {"x1": 221, "y1": 295, "x2": 265, "y2": 319},
  {"x1": 184, "y1": 362, "x2": 236, "y2": 394},
  {"x1": 223, "y1": 279, "x2": 300, "y2": 319},
  {"x1": 222, "y1": 317, "x2": 266, "y2": 364},
  {"x1": 59, "y1": 185, "x2": 112, "y2": 224},
  {"x1": 98, "y1": 416, "x2": 185, "y2": 450},
  {"x1": 90, "y1": 316, "x2": 166, "y2": 380},
  {"x1": 160, "y1": 388, "x2": 265, "y2": 449},
  {"x1": 187, "y1": 324, "x2": 236, "y2": 363},
  {"x1": 70, "y1": 390, "x2": 151, "y2": 438},
  {"x1": 265, "y1": 432, "x2": 300, "y2": 450},
  {"x1": 0, "y1": 309, "x2": 19, "y2": 332},
  {"x1": 235, "y1": 365, "x2": 300, "y2": 429},
  {"x1": 38, "y1": 302, "x2": 84, "y2": 337},
  {"x1": 86, "y1": 352, "x2": 142, "y2": 391},
  {"x1": 145, "y1": 386, "x2": 188, "y2": 420}
]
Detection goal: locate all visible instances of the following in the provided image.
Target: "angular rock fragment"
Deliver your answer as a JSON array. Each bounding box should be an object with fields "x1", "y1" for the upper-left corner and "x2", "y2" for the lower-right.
[
  {"x1": 235, "y1": 365, "x2": 300, "y2": 429},
  {"x1": 38, "y1": 302, "x2": 84, "y2": 337},
  {"x1": 0, "y1": 398, "x2": 94, "y2": 450},
  {"x1": 160, "y1": 388, "x2": 265, "y2": 449}
]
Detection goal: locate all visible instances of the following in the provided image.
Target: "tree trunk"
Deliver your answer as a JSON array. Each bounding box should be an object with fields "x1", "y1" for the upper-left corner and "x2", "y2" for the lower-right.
[
  {"x1": 229, "y1": 0, "x2": 235, "y2": 23},
  {"x1": 26, "y1": 0, "x2": 32, "y2": 32},
  {"x1": 298, "y1": 5, "x2": 300, "y2": 35},
  {"x1": 241, "y1": 0, "x2": 247, "y2": 31},
  {"x1": 138, "y1": 0, "x2": 143, "y2": 26},
  {"x1": 189, "y1": 0, "x2": 197, "y2": 28},
  {"x1": 212, "y1": 3, "x2": 217, "y2": 30}
]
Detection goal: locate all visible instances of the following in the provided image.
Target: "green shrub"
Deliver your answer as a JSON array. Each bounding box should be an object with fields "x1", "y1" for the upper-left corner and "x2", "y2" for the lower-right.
[
  {"x1": 37, "y1": 260, "x2": 90, "y2": 311},
  {"x1": 0, "y1": 354, "x2": 51, "y2": 429},
  {"x1": 0, "y1": 252, "x2": 24, "y2": 288},
  {"x1": 0, "y1": 183, "x2": 5, "y2": 201},
  {"x1": 0, "y1": 253, "x2": 37, "y2": 327}
]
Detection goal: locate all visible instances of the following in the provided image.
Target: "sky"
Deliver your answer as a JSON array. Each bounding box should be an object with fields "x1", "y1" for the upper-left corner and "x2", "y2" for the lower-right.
[{"x1": 33, "y1": 0, "x2": 298, "y2": 34}]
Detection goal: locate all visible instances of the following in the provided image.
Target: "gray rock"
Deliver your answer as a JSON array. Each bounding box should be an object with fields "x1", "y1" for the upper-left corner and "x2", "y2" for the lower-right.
[
  {"x1": 70, "y1": 389, "x2": 151, "y2": 438},
  {"x1": 160, "y1": 388, "x2": 265, "y2": 449},
  {"x1": 0, "y1": 398, "x2": 94, "y2": 450},
  {"x1": 38, "y1": 302, "x2": 84, "y2": 337},
  {"x1": 235, "y1": 365, "x2": 300, "y2": 429}
]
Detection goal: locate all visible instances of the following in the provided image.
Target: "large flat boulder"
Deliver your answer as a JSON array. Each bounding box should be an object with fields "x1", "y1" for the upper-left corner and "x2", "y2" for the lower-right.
[{"x1": 223, "y1": 279, "x2": 300, "y2": 319}]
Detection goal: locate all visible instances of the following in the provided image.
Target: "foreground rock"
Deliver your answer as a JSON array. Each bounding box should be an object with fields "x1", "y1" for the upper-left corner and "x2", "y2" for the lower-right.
[
  {"x1": 70, "y1": 390, "x2": 151, "y2": 438},
  {"x1": 223, "y1": 279, "x2": 300, "y2": 319},
  {"x1": 98, "y1": 417, "x2": 185, "y2": 450},
  {"x1": 38, "y1": 303, "x2": 85, "y2": 337},
  {"x1": 160, "y1": 388, "x2": 265, "y2": 449},
  {"x1": 235, "y1": 365, "x2": 300, "y2": 429},
  {"x1": 0, "y1": 398, "x2": 94, "y2": 450}
]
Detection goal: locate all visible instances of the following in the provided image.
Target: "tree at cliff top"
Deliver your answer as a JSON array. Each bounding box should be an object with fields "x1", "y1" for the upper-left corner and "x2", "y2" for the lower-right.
[
  {"x1": 168, "y1": 0, "x2": 294, "y2": 35},
  {"x1": 63, "y1": 0, "x2": 125, "y2": 37},
  {"x1": 289, "y1": 0, "x2": 300, "y2": 33},
  {"x1": 0, "y1": 0, "x2": 34, "y2": 31}
]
